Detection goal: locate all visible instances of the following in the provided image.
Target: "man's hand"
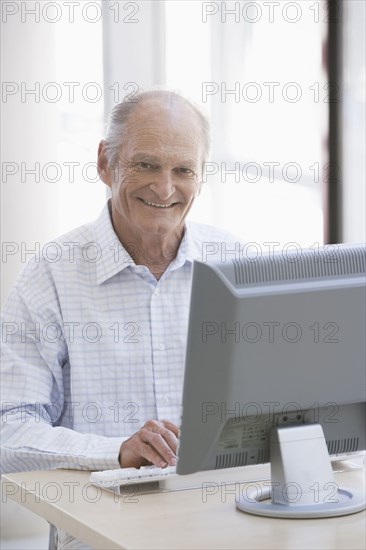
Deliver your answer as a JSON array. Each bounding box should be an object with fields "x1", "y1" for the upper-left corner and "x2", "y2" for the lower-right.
[{"x1": 119, "y1": 419, "x2": 179, "y2": 468}]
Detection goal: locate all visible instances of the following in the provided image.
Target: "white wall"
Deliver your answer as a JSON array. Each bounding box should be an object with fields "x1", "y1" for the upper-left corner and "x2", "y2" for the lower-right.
[
  {"x1": 1, "y1": 13, "x2": 60, "y2": 307},
  {"x1": 1, "y1": 11, "x2": 56, "y2": 549}
]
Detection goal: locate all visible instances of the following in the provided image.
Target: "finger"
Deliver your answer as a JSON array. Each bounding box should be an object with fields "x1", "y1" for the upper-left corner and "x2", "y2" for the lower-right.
[
  {"x1": 120, "y1": 436, "x2": 167, "y2": 468},
  {"x1": 160, "y1": 419, "x2": 180, "y2": 437},
  {"x1": 159, "y1": 426, "x2": 179, "y2": 454},
  {"x1": 141, "y1": 429, "x2": 177, "y2": 466},
  {"x1": 148, "y1": 422, "x2": 179, "y2": 455},
  {"x1": 143, "y1": 420, "x2": 179, "y2": 449},
  {"x1": 138, "y1": 441, "x2": 170, "y2": 468}
]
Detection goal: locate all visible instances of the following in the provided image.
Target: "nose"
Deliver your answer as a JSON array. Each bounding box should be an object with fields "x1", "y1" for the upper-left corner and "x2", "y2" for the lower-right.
[{"x1": 149, "y1": 169, "x2": 175, "y2": 201}]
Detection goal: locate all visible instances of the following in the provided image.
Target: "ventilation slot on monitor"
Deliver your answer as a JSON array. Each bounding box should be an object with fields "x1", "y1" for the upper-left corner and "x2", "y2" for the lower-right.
[
  {"x1": 215, "y1": 451, "x2": 248, "y2": 469},
  {"x1": 233, "y1": 246, "x2": 366, "y2": 286},
  {"x1": 327, "y1": 437, "x2": 359, "y2": 455},
  {"x1": 257, "y1": 448, "x2": 270, "y2": 464}
]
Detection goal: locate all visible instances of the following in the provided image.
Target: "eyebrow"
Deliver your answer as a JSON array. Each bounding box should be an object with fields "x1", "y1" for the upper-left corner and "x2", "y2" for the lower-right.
[
  {"x1": 130, "y1": 153, "x2": 161, "y2": 163},
  {"x1": 130, "y1": 152, "x2": 198, "y2": 167}
]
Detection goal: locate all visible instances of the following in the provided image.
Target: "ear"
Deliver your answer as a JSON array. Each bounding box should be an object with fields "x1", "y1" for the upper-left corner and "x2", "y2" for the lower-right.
[{"x1": 98, "y1": 140, "x2": 112, "y2": 187}]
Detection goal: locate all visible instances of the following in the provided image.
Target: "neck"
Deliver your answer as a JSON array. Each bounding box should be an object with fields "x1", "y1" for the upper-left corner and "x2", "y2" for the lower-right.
[
  {"x1": 110, "y1": 208, "x2": 184, "y2": 280},
  {"x1": 133, "y1": 238, "x2": 180, "y2": 280}
]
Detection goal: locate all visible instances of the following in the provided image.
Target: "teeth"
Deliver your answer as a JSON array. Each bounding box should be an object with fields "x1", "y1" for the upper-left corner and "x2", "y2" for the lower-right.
[{"x1": 142, "y1": 200, "x2": 174, "y2": 208}]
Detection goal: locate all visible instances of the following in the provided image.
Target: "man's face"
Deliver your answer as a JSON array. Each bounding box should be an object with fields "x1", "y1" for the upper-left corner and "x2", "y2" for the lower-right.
[{"x1": 103, "y1": 100, "x2": 204, "y2": 241}]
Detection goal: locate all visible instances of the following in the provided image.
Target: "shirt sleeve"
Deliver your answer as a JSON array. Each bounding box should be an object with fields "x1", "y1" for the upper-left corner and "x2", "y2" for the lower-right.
[{"x1": 1, "y1": 259, "x2": 126, "y2": 474}]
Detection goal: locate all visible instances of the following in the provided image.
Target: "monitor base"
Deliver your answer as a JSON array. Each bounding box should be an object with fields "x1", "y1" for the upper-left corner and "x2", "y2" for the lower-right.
[{"x1": 237, "y1": 486, "x2": 366, "y2": 518}]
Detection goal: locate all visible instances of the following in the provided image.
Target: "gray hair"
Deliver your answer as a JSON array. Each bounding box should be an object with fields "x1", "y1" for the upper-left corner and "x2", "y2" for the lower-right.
[{"x1": 103, "y1": 89, "x2": 211, "y2": 169}]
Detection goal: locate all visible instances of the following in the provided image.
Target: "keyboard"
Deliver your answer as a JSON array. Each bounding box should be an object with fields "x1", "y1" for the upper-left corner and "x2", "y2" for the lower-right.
[{"x1": 90, "y1": 465, "x2": 177, "y2": 487}]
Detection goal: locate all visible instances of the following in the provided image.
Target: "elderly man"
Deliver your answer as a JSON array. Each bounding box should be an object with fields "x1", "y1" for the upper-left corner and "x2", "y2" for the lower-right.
[{"x1": 1, "y1": 90, "x2": 237, "y2": 547}]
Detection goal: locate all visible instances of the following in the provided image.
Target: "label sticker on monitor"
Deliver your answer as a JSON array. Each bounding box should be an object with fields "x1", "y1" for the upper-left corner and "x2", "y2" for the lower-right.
[{"x1": 218, "y1": 417, "x2": 271, "y2": 450}]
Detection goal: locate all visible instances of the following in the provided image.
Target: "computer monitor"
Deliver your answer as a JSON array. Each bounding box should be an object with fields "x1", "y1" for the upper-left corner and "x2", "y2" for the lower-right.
[{"x1": 177, "y1": 243, "x2": 366, "y2": 518}]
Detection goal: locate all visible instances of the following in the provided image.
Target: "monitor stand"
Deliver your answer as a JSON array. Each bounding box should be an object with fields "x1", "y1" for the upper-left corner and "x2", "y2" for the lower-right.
[{"x1": 236, "y1": 424, "x2": 365, "y2": 518}]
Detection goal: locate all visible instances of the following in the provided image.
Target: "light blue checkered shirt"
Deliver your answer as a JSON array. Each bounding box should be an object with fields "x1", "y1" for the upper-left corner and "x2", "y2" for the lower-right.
[{"x1": 1, "y1": 200, "x2": 240, "y2": 474}]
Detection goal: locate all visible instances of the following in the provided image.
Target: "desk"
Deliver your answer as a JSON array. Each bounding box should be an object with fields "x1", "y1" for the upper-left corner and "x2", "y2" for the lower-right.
[{"x1": 2, "y1": 467, "x2": 365, "y2": 549}]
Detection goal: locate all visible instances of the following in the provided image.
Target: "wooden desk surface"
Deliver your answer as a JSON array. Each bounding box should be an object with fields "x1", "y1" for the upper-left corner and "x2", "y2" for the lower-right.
[{"x1": 2, "y1": 467, "x2": 365, "y2": 549}]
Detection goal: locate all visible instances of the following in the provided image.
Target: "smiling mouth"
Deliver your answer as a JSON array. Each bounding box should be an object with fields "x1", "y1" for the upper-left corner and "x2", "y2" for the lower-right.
[{"x1": 140, "y1": 199, "x2": 177, "y2": 209}]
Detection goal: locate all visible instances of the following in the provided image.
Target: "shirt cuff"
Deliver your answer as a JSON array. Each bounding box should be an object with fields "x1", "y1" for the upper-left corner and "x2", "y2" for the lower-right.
[{"x1": 78, "y1": 436, "x2": 129, "y2": 471}]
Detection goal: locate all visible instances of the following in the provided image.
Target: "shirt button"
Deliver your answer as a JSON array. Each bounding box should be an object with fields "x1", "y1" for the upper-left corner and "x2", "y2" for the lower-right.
[
  {"x1": 163, "y1": 395, "x2": 170, "y2": 404},
  {"x1": 158, "y1": 342, "x2": 166, "y2": 351},
  {"x1": 154, "y1": 288, "x2": 160, "y2": 296}
]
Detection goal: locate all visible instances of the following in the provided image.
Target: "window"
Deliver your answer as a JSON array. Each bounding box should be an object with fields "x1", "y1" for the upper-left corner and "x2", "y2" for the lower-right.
[{"x1": 165, "y1": 0, "x2": 327, "y2": 248}]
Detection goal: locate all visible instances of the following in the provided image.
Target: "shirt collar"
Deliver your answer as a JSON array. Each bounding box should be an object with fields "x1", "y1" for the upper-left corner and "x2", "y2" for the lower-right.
[
  {"x1": 169, "y1": 223, "x2": 202, "y2": 272},
  {"x1": 92, "y1": 201, "x2": 135, "y2": 285},
  {"x1": 92, "y1": 201, "x2": 201, "y2": 284}
]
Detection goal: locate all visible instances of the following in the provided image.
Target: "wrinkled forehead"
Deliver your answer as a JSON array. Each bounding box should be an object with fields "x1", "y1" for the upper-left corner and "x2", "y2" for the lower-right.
[{"x1": 121, "y1": 99, "x2": 204, "y2": 163}]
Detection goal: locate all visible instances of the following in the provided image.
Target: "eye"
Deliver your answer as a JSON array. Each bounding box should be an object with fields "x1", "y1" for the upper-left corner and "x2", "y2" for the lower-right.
[
  {"x1": 134, "y1": 161, "x2": 159, "y2": 171},
  {"x1": 175, "y1": 167, "x2": 196, "y2": 177}
]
